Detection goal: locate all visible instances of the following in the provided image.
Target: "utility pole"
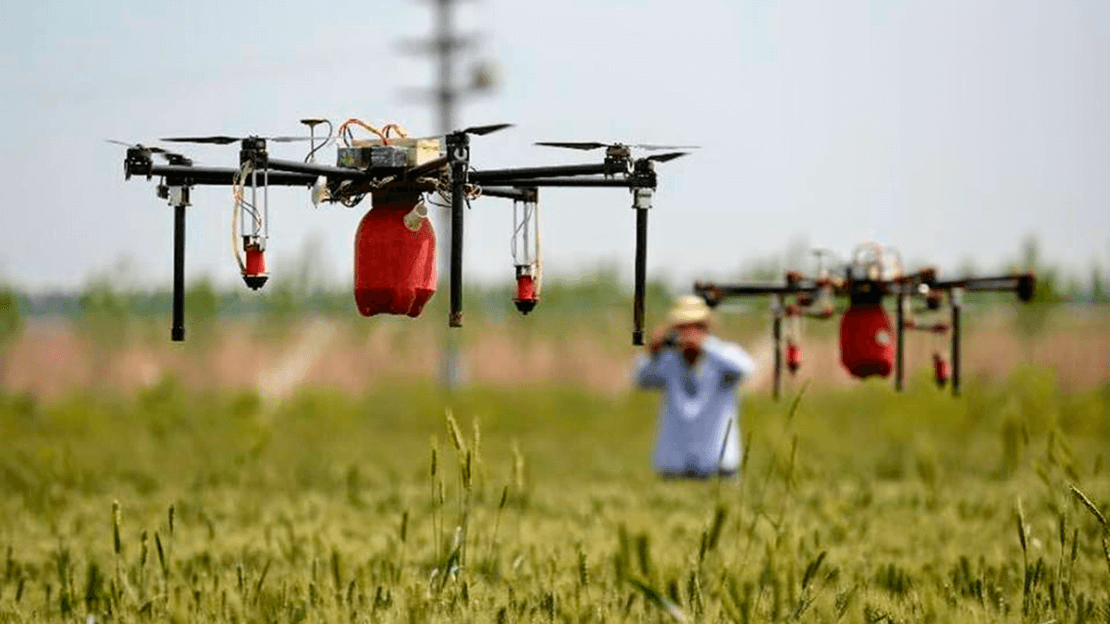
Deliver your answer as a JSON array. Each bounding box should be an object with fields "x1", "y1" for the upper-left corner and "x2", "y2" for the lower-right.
[{"x1": 400, "y1": 0, "x2": 498, "y2": 390}]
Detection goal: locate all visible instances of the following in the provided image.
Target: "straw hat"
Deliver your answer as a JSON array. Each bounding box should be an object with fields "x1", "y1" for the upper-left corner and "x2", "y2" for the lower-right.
[{"x1": 666, "y1": 295, "x2": 712, "y2": 326}]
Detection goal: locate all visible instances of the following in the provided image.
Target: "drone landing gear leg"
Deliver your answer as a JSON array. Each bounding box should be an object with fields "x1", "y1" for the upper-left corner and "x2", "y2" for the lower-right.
[
  {"x1": 895, "y1": 287, "x2": 906, "y2": 392},
  {"x1": 170, "y1": 186, "x2": 190, "y2": 342},
  {"x1": 632, "y1": 207, "x2": 647, "y2": 346},
  {"x1": 772, "y1": 294, "x2": 783, "y2": 401},
  {"x1": 447, "y1": 132, "x2": 470, "y2": 328},
  {"x1": 631, "y1": 185, "x2": 654, "y2": 346},
  {"x1": 950, "y1": 288, "x2": 962, "y2": 397}
]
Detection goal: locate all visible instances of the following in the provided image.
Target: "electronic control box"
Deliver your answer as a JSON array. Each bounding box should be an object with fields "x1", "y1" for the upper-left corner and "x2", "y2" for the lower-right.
[{"x1": 345, "y1": 137, "x2": 444, "y2": 168}]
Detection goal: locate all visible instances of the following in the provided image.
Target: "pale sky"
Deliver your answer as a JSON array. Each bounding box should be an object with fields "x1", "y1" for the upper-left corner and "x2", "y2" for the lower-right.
[{"x1": 1, "y1": 0, "x2": 1107, "y2": 293}]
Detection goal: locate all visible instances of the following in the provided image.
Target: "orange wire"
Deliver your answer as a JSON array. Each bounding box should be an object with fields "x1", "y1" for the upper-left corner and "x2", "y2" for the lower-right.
[
  {"x1": 338, "y1": 119, "x2": 388, "y2": 144},
  {"x1": 381, "y1": 123, "x2": 409, "y2": 139}
]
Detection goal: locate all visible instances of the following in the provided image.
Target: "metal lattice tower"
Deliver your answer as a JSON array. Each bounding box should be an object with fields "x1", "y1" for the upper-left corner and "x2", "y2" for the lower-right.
[{"x1": 400, "y1": 0, "x2": 498, "y2": 389}]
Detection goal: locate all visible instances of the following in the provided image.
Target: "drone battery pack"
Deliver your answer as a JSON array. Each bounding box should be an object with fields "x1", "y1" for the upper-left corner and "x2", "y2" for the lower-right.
[
  {"x1": 354, "y1": 195, "x2": 436, "y2": 318},
  {"x1": 350, "y1": 137, "x2": 444, "y2": 167},
  {"x1": 337, "y1": 146, "x2": 409, "y2": 171}
]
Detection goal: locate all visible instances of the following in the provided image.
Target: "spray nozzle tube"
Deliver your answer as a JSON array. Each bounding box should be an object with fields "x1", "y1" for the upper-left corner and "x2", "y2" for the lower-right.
[{"x1": 403, "y1": 200, "x2": 429, "y2": 231}]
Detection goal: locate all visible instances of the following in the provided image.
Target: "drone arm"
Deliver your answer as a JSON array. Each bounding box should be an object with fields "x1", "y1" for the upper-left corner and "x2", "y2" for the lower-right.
[
  {"x1": 474, "y1": 177, "x2": 638, "y2": 188},
  {"x1": 694, "y1": 282, "x2": 820, "y2": 307},
  {"x1": 263, "y1": 157, "x2": 371, "y2": 182},
  {"x1": 477, "y1": 186, "x2": 537, "y2": 201},
  {"x1": 146, "y1": 165, "x2": 316, "y2": 187},
  {"x1": 470, "y1": 163, "x2": 615, "y2": 183},
  {"x1": 403, "y1": 156, "x2": 450, "y2": 181},
  {"x1": 933, "y1": 273, "x2": 1035, "y2": 301},
  {"x1": 721, "y1": 284, "x2": 816, "y2": 295}
]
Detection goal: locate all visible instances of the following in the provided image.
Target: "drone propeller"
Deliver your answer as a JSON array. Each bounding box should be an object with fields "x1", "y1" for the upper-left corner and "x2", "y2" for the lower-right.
[
  {"x1": 160, "y1": 123, "x2": 511, "y2": 147},
  {"x1": 643, "y1": 151, "x2": 688, "y2": 163},
  {"x1": 374, "y1": 123, "x2": 513, "y2": 144},
  {"x1": 461, "y1": 122, "x2": 513, "y2": 136},
  {"x1": 534, "y1": 141, "x2": 607, "y2": 150},
  {"x1": 107, "y1": 139, "x2": 171, "y2": 154},
  {"x1": 159, "y1": 134, "x2": 312, "y2": 145},
  {"x1": 106, "y1": 139, "x2": 194, "y2": 165},
  {"x1": 635, "y1": 143, "x2": 702, "y2": 150},
  {"x1": 535, "y1": 141, "x2": 700, "y2": 151}
]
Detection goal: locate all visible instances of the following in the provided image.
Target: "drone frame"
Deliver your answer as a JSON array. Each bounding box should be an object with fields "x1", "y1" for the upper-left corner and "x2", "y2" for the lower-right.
[
  {"x1": 121, "y1": 126, "x2": 673, "y2": 344},
  {"x1": 693, "y1": 265, "x2": 1036, "y2": 399}
]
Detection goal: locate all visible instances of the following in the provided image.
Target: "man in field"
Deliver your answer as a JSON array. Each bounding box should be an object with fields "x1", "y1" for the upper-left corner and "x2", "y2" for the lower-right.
[{"x1": 633, "y1": 295, "x2": 756, "y2": 479}]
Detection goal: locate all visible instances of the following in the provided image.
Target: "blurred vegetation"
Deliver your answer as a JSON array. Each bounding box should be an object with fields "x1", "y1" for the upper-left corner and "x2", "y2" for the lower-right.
[
  {"x1": 14, "y1": 234, "x2": 1107, "y2": 320},
  {"x1": 1092, "y1": 262, "x2": 1108, "y2": 303},
  {"x1": 1014, "y1": 237, "x2": 1066, "y2": 340},
  {"x1": 1, "y1": 238, "x2": 1107, "y2": 622},
  {"x1": 0, "y1": 284, "x2": 20, "y2": 349},
  {"x1": 1, "y1": 370, "x2": 1109, "y2": 622},
  {"x1": 0, "y1": 283, "x2": 21, "y2": 385},
  {"x1": 182, "y1": 278, "x2": 220, "y2": 347},
  {"x1": 1, "y1": 234, "x2": 1104, "y2": 358},
  {"x1": 75, "y1": 275, "x2": 134, "y2": 355}
]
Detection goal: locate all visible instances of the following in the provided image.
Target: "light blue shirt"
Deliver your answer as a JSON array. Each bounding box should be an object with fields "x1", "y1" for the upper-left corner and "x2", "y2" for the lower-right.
[{"x1": 633, "y1": 336, "x2": 756, "y2": 475}]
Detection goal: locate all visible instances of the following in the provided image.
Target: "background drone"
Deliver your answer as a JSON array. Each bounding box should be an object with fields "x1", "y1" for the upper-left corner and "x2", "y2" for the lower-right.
[{"x1": 694, "y1": 242, "x2": 1036, "y2": 398}]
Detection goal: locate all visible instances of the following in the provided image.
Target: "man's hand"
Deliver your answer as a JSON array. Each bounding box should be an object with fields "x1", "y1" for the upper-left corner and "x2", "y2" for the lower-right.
[
  {"x1": 648, "y1": 325, "x2": 672, "y2": 355},
  {"x1": 649, "y1": 323, "x2": 708, "y2": 355}
]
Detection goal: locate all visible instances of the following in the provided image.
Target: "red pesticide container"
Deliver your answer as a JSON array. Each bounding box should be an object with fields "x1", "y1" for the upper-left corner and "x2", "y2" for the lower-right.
[
  {"x1": 932, "y1": 353, "x2": 950, "y2": 387},
  {"x1": 786, "y1": 340, "x2": 803, "y2": 374},
  {"x1": 839, "y1": 304, "x2": 896, "y2": 378},
  {"x1": 354, "y1": 193, "x2": 436, "y2": 317},
  {"x1": 243, "y1": 244, "x2": 268, "y2": 290},
  {"x1": 513, "y1": 274, "x2": 538, "y2": 314}
]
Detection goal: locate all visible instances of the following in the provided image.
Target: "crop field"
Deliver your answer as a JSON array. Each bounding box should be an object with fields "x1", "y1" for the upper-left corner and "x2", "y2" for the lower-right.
[{"x1": 2, "y1": 363, "x2": 1109, "y2": 623}]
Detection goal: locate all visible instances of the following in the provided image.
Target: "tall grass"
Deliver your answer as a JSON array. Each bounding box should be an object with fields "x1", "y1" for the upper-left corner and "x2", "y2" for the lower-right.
[{"x1": 0, "y1": 370, "x2": 1109, "y2": 621}]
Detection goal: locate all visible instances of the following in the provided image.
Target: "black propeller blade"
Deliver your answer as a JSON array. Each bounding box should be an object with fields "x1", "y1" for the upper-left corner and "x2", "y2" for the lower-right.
[
  {"x1": 403, "y1": 123, "x2": 513, "y2": 143},
  {"x1": 644, "y1": 151, "x2": 689, "y2": 163},
  {"x1": 461, "y1": 123, "x2": 513, "y2": 136},
  {"x1": 107, "y1": 139, "x2": 170, "y2": 153},
  {"x1": 158, "y1": 124, "x2": 509, "y2": 147},
  {"x1": 160, "y1": 135, "x2": 240, "y2": 145},
  {"x1": 535, "y1": 141, "x2": 700, "y2": 151},
  {"x1": 534, "y1": 141, "x2": 608, "y2": 150},
  {"x1": 107, "y1": 140, "x2": 194, "y2": 165},
  {"x1": 159, "y1": 135, "x2": 312, "y2": 145},
  {"x1": 635, "y1": 143, "x2": 701, "y2": 151}
]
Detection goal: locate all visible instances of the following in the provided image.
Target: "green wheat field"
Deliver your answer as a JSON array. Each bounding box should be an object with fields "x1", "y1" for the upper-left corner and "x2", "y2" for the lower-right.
[{"x1": 2, "y1": 366, "x2": 1109, "y2": 623}]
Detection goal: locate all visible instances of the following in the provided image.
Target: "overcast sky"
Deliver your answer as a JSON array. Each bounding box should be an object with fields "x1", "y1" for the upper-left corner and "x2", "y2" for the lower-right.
[{"x1": 1, "y1": 0, "x2": 1107, "y2": 293}]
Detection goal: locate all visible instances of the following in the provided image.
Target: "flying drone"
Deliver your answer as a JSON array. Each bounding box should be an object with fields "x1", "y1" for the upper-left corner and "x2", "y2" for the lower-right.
[
  {"x1": 112, "y1": 119, "x2": 693, "y2": 344},
  {"x1": 693, "y1": 242, "x2": 1036, "y2": 399}
]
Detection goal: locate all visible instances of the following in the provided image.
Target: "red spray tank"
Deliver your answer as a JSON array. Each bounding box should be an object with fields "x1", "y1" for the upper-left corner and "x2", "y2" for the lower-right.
[
  {"x1": 354, "y1": 192, "x2": 436, "y2": 317},
  {"x1": 932, "y1": 353, "x2": 950, "y2": 387},
  {"x1": 839, "y1": 304, "x2": 896, "y2": 378},
  {"x1": 514, "y1": 271, "x2": 538, "y2": 314},
  {"x1": 242, "y1": 244, "x2": 268, "y2": 290},
  {"x1": 783, "y1": 305, "x2": 803, "y2": 374},
  {"x1": 511, "y1": 198, "x2": 541, "y2": 314},
  {"x1": 786, "y1": 340, "x2": 803, "y2": 374}
]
